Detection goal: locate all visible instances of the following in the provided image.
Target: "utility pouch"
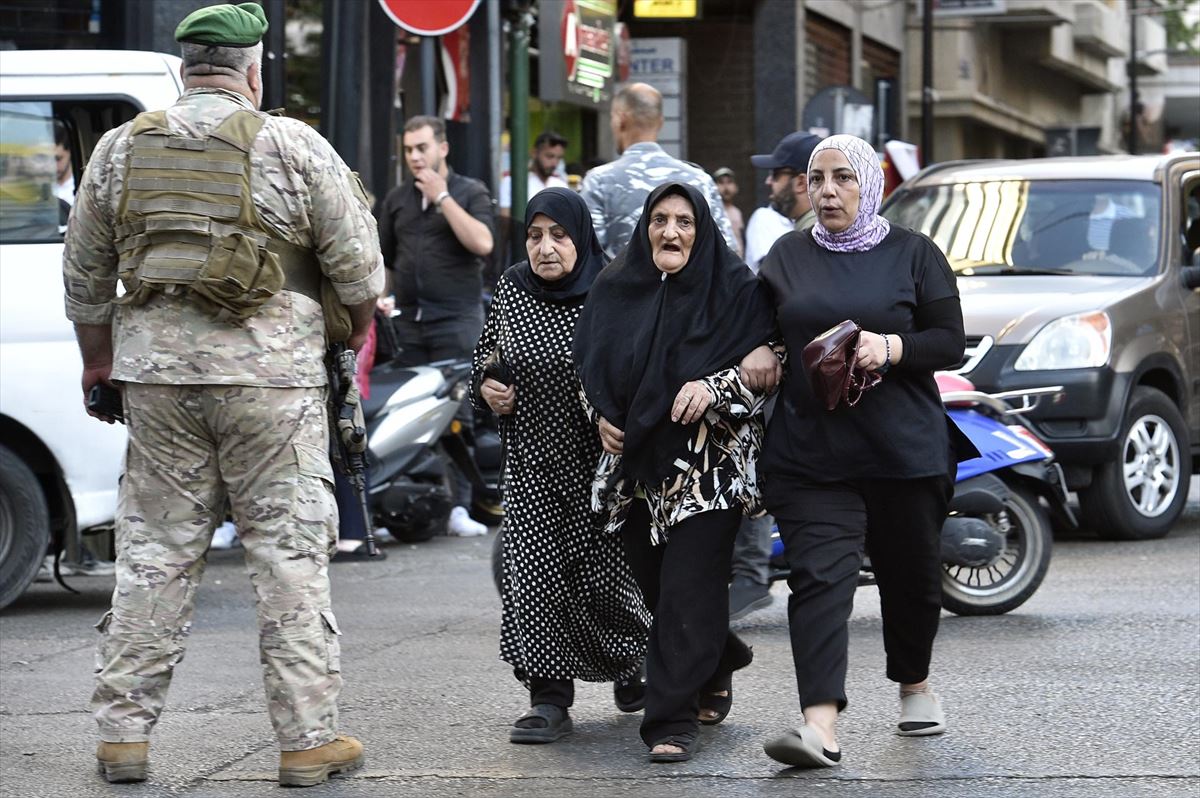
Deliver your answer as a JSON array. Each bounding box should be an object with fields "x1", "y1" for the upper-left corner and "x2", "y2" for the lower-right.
[{"x1": 192, "y1": 232, "x2": 285, "y2": 319}]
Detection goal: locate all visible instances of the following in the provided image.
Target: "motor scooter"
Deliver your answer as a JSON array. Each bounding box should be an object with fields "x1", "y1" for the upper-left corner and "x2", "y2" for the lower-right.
[
  {"x1": 361, "y1": 358, "x2": 502, "y2": 542},
  {"x1": 768, "y1": 373, "x2": 1074, "y2": 616}
]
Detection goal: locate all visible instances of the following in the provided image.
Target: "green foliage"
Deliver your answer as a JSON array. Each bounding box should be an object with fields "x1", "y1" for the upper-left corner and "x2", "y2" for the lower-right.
[
  {"x1": 285, "y1": 0, "x2": 324, "y2": 126},
  {"x1": 1164, "y1": 5, "x2": 1200, "y2": 55}
]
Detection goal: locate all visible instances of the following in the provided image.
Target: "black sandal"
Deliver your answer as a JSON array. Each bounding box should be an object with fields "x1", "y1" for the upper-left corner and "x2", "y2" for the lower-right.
[
  {"x1": 698, "y1": 671, "x2": 733, "y2": 726},
  {"x1": 648, "y1": 731, "x2": 700, "y2": 763},
  {"x1": 613, "y1": 662, "x2": 646, "y2": 713},
  {"x1": 510, "y1": 703, "x2": 573, "y2": 744}
]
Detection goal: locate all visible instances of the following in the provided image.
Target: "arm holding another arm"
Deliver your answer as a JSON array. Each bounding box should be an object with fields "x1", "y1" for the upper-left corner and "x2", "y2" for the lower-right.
[{"x1": 696, "y1": 341, "x2": 786, "y2": 421}]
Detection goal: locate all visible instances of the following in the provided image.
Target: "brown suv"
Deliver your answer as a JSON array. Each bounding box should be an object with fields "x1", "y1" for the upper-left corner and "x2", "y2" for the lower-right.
[{"x1": 883, "y1": 154, "x2": 1200, "y2": 540}]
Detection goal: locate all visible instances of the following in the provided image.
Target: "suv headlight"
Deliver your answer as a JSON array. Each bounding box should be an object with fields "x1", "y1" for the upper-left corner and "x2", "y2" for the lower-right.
[{"x1": 1014, "y1": 311, "x2": 1111, "y2": 371}]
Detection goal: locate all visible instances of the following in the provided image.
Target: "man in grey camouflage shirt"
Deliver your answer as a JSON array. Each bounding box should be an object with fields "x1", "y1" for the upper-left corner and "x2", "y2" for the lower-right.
[
  {"x1": 63, "y1": 3, "x2": 382, "y2": 788},
  {"x1": 581, "y1": 82, "x2": 737, "y2": 259}
]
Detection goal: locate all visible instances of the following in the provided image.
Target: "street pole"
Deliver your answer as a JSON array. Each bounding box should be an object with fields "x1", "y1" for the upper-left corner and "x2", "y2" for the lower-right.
[
  {"x1": 421, "y1": 36, "x2": 438, "y2": 118},
  {"x1": 509, "y1": 9, "x2": 531, "y2": 224},
  {"x1": 1128, "y1": 0, "x2": 1139, "y2": 155},
  {"x1": 488, "y1": 0, "x2": 502, "y2": 196},
  {"x1": 263, "y1": 0, "x2": 286, "y2": 111},
  {"x1": 921, "y1": 0, "x2": 934, "y2": 165}
]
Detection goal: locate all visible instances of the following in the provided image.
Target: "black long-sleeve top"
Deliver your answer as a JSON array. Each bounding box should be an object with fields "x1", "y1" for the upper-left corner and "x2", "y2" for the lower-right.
[
  {"x1": 758, "y1": 225, "x2": 966, "y2": 481},
  {"x1": 377, "y1": 169, "x2": 494, "y2": 322}
]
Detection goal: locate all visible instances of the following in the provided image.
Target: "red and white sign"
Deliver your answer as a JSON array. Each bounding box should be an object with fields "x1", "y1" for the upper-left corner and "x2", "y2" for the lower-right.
[{"x1": 378, "y1": 0, "x2": 481, "y2": 37}]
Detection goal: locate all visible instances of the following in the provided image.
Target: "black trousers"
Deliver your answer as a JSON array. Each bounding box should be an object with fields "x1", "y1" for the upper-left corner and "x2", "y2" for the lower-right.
[
  {"x1": 528, "y1": 676, "x2": 574, "y2": 709},
  {"x1": 394, "y1": 309, "x2": 484, "y2": 507},
  {"x1": 764, "y1": 467, "x2": 953, "y2": 712},
  {"x1": 621, "y1": 500, "x2": 751, "y2": 746}
]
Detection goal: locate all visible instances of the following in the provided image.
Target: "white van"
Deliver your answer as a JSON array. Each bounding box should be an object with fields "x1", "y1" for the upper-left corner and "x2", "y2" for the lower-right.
[{"x1": 0, "y1": 51, "x2": 183, "y2": 608}]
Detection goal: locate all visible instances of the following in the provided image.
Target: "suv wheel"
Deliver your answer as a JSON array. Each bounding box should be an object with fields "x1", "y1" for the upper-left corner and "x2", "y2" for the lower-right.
[
  {"x1": 1079, "y1": 386, "x2": 1192, "y2": 540},
  {"x1": 0, "y1": 445, "x2": 51, "y2": 610}
]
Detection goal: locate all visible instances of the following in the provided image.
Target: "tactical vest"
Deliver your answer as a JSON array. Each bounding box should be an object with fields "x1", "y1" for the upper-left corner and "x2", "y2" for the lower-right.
[{"x1": 113, "y1": 109, "x2": 351, "y2": 340}]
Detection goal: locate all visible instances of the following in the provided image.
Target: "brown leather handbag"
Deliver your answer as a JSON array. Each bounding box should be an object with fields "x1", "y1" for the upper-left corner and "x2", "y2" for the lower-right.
[{"x1": 801, "y1": 320, "x2": 883, "y2": 410}]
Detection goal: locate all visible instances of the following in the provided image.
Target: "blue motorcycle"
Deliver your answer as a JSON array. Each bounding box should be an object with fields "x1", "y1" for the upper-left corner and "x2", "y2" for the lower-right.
[{"x1": 769, "y1": 374, "x2": 1074, "y2": 616}]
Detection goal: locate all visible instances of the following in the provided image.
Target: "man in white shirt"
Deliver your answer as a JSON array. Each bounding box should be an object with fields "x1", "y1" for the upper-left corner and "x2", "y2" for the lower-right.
[
  {"x1": 743, "y1": 132, "x2": 822, "y2": 273},
  {"x1": 499, "y1": 131, "x2": 569, "y2": 217}
]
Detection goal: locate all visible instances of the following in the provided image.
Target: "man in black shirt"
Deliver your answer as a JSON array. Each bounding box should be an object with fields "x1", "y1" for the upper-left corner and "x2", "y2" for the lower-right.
[{"x1": 378, "y1": 115, "x2": 494, "y2": 537}]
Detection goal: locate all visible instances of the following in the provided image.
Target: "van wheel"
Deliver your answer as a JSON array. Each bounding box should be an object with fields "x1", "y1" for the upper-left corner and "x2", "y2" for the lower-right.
[
  {"x1": 0, "y1": 446, "x2": 51, "y2": 610},
  {"x1": 1078, "y1": 386, "x2": 1191, "y2": 540}
]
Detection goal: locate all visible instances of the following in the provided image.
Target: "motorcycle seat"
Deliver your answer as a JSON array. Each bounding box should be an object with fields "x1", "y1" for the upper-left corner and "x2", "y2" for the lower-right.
[{"x1": 361, "y1": 362, "x2": 421, "y2": 421}]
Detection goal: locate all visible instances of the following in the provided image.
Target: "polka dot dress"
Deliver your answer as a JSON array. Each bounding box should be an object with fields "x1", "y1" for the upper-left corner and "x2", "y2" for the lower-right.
[{"x1": 472, "y1": 274, "x2": 650, "y2": 683}]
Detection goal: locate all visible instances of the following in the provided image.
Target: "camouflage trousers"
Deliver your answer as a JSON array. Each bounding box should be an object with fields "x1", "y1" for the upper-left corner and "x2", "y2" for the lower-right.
[{"x1": 91, "y1": 383, "x2": 342, "y2": 752}]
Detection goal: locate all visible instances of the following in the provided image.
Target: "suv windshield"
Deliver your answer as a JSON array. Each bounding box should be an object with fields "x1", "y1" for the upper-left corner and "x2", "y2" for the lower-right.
[{"x1": 882, "y1": 179, "x2": 1162, "y2": 277}]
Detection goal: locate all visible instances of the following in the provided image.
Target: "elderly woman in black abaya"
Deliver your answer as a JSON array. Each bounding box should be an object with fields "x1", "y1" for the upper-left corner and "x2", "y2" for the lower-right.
[
  {"x1": 472, "y1": 187, "x2": 650, "y2": 745},
  {"x1": 573, "y1": 182, "x2": 780, "y2": 763}
]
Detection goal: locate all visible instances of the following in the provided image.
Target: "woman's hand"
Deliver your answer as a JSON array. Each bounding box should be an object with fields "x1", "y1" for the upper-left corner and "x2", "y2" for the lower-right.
[
  {"x1": 739, "y1": 345, "x2": 781, "y2": 393},
  {"x1": 671, "y1": 381, "x2": 713, "y2": 424},
  {"x1": 598, "y1": 416, "x2": 625, "y2": 455},
  {"x1": 481, "y1": 377, "x2": 516, "y2": 415},
  {"x1": 856, "y1": 332, "x2": 902, "y2": 372}
]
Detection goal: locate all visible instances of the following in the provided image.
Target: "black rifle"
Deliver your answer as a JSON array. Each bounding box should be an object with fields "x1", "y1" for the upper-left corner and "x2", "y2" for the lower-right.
[{"x1": 327, "y1": 343, "x2": 377, "y2": 556}]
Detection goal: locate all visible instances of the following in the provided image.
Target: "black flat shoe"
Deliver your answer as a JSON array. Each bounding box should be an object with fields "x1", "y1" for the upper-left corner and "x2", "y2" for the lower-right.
[
  {"x1": 698, "y1": 671, "x2": 733, "y2": 726},
  {"x1": 510, "y1": 703, "x2": 573, "y2": 744},
  {"x1": 648, "y1": 731, "x2": 700, "y2": 763}
]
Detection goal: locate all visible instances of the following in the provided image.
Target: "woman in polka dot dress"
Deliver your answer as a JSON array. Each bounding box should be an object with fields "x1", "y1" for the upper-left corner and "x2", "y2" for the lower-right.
[{"x1": 471, "y1": 188, "x2": 650, "y2": 745}]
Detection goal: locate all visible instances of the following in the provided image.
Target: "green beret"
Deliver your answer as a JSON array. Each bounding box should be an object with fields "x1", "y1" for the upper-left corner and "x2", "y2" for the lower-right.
[{"x1": 175, "y1": 3, "x2": 268, "y2": 48}]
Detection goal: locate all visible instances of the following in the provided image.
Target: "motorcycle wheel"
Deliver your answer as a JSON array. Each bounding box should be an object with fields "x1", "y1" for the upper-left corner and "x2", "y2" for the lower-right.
[{"x1": 940, "y1": 482, "x2": 1052, "y2": 616}]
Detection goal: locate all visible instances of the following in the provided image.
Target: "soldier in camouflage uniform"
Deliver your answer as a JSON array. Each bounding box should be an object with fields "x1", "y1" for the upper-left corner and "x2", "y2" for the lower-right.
[
  {"x1": 580, "y1": 82, "x2": 737, "y2": 259},
  {"x1": 63, "y1": 3, "x2": 383, "y2": 788}
]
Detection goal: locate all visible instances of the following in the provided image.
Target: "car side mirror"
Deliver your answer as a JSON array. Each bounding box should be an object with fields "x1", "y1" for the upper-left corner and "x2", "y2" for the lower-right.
[{"x1": 1183, "y1": 264, "x2": 1200, "y2": 291}]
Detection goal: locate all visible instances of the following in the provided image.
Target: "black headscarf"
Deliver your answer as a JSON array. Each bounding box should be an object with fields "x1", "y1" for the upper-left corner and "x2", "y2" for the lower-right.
[
  {"x1": 573, "y1": 182, "x2": 775, "y2": 484},
  {"x1": 504, "y1": 187, "x2": 606, "y2": 303}
]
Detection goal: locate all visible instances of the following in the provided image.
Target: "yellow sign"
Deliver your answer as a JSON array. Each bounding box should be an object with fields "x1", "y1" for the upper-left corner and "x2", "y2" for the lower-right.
[{"x1": 633, "y1": 0, "x2": 698, "y2": 19}]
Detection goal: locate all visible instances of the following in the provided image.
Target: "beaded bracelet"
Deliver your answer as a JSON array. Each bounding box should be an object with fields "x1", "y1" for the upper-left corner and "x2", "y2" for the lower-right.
[{"x1": 882, "y1": 334, "x2": 892, "y2": 373}]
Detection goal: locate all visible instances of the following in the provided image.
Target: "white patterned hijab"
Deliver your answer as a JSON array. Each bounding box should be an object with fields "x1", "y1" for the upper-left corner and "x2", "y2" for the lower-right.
[{"x1": 808, "y1": 134, "x2": 891, "y2": 252}]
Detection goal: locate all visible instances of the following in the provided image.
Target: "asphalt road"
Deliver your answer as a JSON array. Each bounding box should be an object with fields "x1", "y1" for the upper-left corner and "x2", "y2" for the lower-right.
[{"x1": 1, "y1": 480, "x2": 1197, "y2": 798}]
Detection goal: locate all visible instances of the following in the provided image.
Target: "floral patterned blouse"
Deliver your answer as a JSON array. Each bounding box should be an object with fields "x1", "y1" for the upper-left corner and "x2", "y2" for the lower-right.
[{"x1": 585, "y1": 345, "x2": 786, "y2": 544}]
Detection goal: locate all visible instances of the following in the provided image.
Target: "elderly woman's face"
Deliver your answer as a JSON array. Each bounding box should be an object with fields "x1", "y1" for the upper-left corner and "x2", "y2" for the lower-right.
[
  {"x1": 808, "y1": 149, "x2": 861, "y2": 234},
  {"x1": 526, "y1": 213, "x2": 578, "y2": 281},
  {"x1": 648, "y1": 194, "x2": 696, "y2": 274}
]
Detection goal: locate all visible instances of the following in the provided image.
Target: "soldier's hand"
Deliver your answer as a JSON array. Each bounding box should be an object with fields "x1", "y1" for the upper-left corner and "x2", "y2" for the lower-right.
[
  {"x1": 414, "y1": 168, "x2": 448, "y2": 203},
  {"x1": 82, "y1": 364, "x2": 118, "y2": 424},
  {"x1": 348, "y1": 329, "x2": 370, "y2": 354}
]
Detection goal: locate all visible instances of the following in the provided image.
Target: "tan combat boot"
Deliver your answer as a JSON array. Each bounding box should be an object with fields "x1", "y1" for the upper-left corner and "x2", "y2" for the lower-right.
[
  {"x1": 96, "y1": 741, "x2": 149, "y2": 783},
  {"x1": 278, "y1": 735, "x2": 364, "y2": 787}
]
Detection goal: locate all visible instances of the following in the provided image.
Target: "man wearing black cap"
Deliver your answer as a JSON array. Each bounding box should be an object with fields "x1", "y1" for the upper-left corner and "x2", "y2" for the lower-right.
[
  {"x1": 65, "y1": 2, "x2": 378, "y2": 786},
  {"x1": 743, "y1": 132, "x2": 823, "y2": 273}
]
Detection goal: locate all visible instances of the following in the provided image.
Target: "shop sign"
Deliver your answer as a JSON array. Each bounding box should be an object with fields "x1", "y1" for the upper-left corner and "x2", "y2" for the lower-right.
[
  {"x1": 629, "y1": 38, "x2": 686, "y2": 158},
  {"x1": 377, "y1": 0, "x2": 481, "y2": 36},
  {"x1": 633, "y1": 0, "x2": 698, "y2": 19},
  {"x1": 540, "y1": 0, "x2": 618, "y2": 107}
]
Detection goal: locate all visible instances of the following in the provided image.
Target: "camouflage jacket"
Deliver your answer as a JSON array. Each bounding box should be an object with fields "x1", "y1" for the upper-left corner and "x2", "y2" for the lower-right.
[
  {"x1": 579, "y1": 142, "x2": 737, "y2": 259},
  {"x1": 63, "y1": 88, "x2": 384, "y2": 387}
]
